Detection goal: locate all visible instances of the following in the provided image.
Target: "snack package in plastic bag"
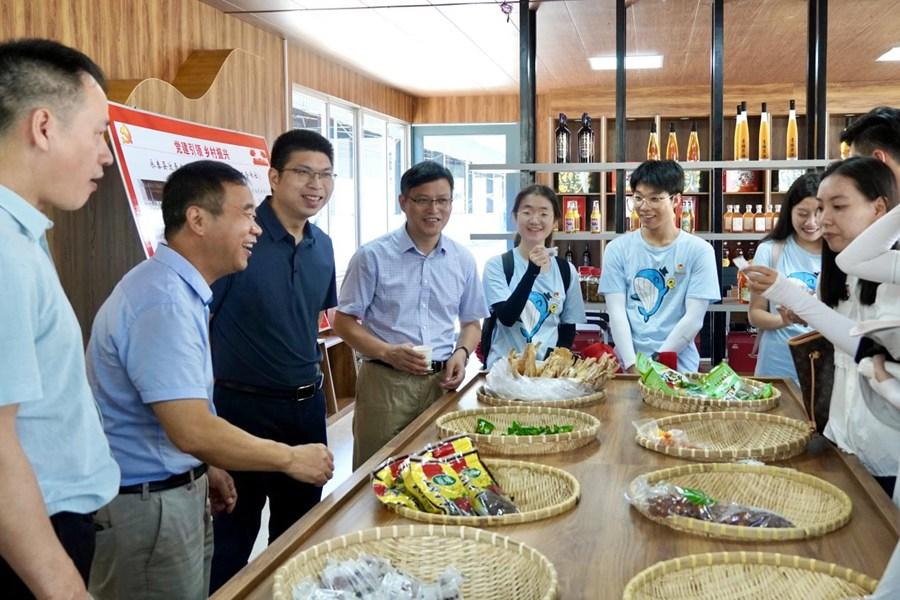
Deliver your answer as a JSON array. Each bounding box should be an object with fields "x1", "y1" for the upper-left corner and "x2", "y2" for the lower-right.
[
  {"x1": 320, "y1": 556, "x2": 386, "y2": 595},
  {"x1": 627, "y1": 477, "x2": 794, "y2": 528},
  {"x1": 632, "y1": 419, "x2": 705, "y2": 450},
  {"x1": 484, "y1": 358, "x2": 596, "y2": 401},
  {"x1": 635, "y1": 353, "x2": 705, "y2": 397},
  {"x1": 704, "y1": 361, "x2": 774, "y2": 400},
  {"x1": 419, "y1": 435, "x2": 475, "y2": 460},
  {"x1": 371, "y1": 455, "x2": 421, "y2": 512},
  {"x1": 637, "y1": 353, "x2": 774, "y2": 400},
  {"x1": 402, "y1": 457, "x2": 475, "y2": 516}
]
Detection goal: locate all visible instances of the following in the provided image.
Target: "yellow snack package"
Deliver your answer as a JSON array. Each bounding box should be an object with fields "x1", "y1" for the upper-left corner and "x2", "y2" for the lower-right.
[
  {"x1": 402, "y1": 456, "x2": 476, "y2": 516},
  {"x1": 418, "y1": 435, "x2": 475, "y2": 460}
]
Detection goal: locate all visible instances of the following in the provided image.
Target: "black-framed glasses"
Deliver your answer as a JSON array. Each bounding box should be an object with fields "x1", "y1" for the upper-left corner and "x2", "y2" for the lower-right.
[{"x1": 280, "y1": 166, "x2": 336, "y2": 183}]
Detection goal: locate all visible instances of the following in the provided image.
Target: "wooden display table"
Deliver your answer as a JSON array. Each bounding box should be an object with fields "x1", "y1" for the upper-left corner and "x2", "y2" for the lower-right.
[{"x1": 213, "y1": 375, "x2": 900, "y2": 600}]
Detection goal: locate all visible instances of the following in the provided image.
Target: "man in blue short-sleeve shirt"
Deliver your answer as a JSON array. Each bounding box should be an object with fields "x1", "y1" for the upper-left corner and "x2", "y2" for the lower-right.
[
  {"x1": 86, "y1": 161, "x2": 333, "y2": 599},
  {"x1": 600, "y1": 160, "x2": 720, "y2": 372},
  {"x1": 207, "y1": 130, "x2": 339, "y2": 592},
  {"x1": 334, "y1": 161, "x2": 489, "y2": 469},
  {"x1": 0, "y1": 39, "x2": 120, "y2": 598}
]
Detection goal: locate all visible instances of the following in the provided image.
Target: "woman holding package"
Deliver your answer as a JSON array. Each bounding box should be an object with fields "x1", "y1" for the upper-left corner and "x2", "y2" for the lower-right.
[
  {"x1": 744, "y1": 157, "x2": 900, "y2": 500},
  {"x1": 481, "y1": 184, "x2": 585, "y2": 369},
  {"x1": 748, "y1": 173, "x2": 822, "y2": 385}
]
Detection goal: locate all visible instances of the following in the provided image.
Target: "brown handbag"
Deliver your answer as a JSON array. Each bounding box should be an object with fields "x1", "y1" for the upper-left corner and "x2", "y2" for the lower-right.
[{"x1": 787, "y1": 330, "x2": 835, "y2": 433}]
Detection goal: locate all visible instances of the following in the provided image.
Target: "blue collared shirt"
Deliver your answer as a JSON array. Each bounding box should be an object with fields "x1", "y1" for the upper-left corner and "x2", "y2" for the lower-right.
[
  {"x1": 338, "y1": 225, "x2": 489, "y2": 360},
  {"x1": 210, "y1": 198, "x2": 337, "y2": 387},
  {"x1": 0, "y1": 185, "x2": 119, "y2": 515},
  {"x1": 87, "y1": 244, "x2": 213, "y2": 485}
]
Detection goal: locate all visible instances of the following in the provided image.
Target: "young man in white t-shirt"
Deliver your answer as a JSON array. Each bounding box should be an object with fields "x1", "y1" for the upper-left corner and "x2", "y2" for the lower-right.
[{"x1": 600, "y1": 160, "x2": 721, "y2": 372}]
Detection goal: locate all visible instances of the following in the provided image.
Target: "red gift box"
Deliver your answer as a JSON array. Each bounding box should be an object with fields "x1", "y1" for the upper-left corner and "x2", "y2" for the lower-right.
[{"x1": 726, "y1": 331, "x2": 758, "y2": 374}]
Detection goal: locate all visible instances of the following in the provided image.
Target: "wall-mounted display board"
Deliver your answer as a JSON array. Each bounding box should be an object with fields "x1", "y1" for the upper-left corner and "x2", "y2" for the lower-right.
[{"x1": 107, "y1": 102, "x2": 272, "y2": 257}]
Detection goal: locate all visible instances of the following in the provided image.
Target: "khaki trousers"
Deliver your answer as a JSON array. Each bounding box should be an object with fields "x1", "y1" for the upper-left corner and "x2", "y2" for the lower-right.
[
  {"x1": 90, "y1": 474, "x2": 213, "y2": 600},
  {"x1": 352, "y1": 361, "x2": 444, "y2": 469}
]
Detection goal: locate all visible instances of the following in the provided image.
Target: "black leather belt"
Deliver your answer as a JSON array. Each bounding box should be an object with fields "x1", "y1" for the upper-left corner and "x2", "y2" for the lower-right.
[
  {"x1": 119, "y1": 464, "x2": 208, "y2": 495},
  {"x1": 369, "y1": 359, "x2": 448, "y2": 373},
  {"x1": 216, "y1": 374, "x2": 324, "y2": 401}
]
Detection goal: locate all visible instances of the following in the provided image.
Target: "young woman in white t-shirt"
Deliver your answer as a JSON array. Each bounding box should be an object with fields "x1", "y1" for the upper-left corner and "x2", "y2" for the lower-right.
[
  {"x1": 481, "y1": 185, "x2": 585, "y2": 368},
  {"x1": 748, "y1": 173, "x2": 822, "y2": 385},
  {"x1": 745, "y1": 157, "x2": 900, "y2": 500}
]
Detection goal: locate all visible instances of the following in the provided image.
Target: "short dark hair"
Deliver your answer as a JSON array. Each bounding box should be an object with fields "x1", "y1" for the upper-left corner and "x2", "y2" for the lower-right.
[
  {"x1": 818, "y1": 156, "x2": 899, "y2": 308},
  {"x1": 763, "y1": 172, "x2": 820, "y2": 243},
  {"x1": 0, "y1": 38, "x2": 107, "y2": 136},
  {"x1": 162, "y1": 160, "x2": 247, "y2": 239},
  {"x1": 630, "y1": 160, "x2": 684, "y2": 196},
  {"x1": 400, "y1": 161, "x2": 454, "y2": 196},
  {"x1": 270, "y1": 129, "x2": 333, "y2": 171},
  {"x1": 840, "y1": 107, "x2": 900, "y2": 163},
  {"x1": 512, "y1": 184, "x2": 561, "y2": 247}
]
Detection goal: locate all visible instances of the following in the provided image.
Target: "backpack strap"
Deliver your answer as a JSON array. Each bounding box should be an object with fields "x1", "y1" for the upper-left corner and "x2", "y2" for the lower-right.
[
  {"x1": 501, "y1": 249, "x2": 515, "y2": 284},
  {"x1": 555, "y1": 256, "x2": 572, "y2": 291}
]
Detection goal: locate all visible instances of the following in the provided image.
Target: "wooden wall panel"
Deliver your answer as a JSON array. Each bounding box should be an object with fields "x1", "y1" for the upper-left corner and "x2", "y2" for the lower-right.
[
  {"x1": 413, "y1": 94, "x2": 519, "y2": 124},
  {"x1": 288, "y1": 44, "x2": 415, "y2": 123},
  {"x1": 0, "y1": 0, "x2": 286, "y2": 339}
]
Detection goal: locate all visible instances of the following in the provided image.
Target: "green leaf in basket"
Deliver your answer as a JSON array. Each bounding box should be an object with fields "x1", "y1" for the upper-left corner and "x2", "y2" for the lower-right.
[
  {"x1": 475, "y1": 418, "x2": 496, "y2": 435},
  {"x1": 680, "y1": 486, "x2": 715, "y2": 506}
]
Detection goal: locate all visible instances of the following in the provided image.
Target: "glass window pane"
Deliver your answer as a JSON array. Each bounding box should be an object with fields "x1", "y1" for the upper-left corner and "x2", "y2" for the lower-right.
[
  {"x1": 387, "y1": 122, "x2": 407, "y2": 231},
  {"x1": 360, "y1": 113, "x2": 387, "y2": 244},
  {"x1": 420, "y1": 133, "x2": 507, "y2": 276},
  {"x1": 329, "y1": 104, "x2": 357, "y2": 278},
  {"x1": 291, "y1": 90, "x2": 326, "y2": 134}
]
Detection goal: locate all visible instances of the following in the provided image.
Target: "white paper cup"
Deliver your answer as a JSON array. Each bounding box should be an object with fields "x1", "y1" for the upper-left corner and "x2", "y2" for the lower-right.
[{"x1": 412, "y1": 345, "x2": 433, "y2": 369}]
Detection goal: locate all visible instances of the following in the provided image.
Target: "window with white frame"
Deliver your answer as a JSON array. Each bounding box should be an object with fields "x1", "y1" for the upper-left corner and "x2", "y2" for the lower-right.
[{"x1": 290, "y1": 86, "x2": 409, "y2": 279}]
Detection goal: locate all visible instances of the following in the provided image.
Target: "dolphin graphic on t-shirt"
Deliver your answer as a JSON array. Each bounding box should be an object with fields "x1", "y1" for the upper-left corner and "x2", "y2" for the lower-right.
[
  {"x1": 631, "y1": 267, "x2": 670, "y2": 323},
  {"x1": 788, "y1": 271, "x2": 818, "y2": 293},
  {"x1": 519, "y1": 291, "x2": 552, "y2": 343}
]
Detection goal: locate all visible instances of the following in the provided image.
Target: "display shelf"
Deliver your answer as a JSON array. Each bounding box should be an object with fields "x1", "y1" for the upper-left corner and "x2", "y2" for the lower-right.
[
  {"x1": 469, "y1": 159, "x2": 832, "y2": 172},
  {"x1": 470, "y1": 232, "x2": 619, "y2": 241},
  {"x1": 470, "y1": 231, "x2": 766, "y2": 242},
  {"x1": 585, "y1": 302, "x2": 749, "y2": 313}
]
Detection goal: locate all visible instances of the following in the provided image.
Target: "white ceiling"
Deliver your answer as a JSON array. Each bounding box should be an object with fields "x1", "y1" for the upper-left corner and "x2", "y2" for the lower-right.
[{"x1": 201, "y1": 0, "x2": 900, "y2": 97}]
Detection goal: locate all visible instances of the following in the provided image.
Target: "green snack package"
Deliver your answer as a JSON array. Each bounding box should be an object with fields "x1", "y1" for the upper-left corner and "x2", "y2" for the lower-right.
[
  {"x1": 679, "y1": 485, "x2": 715, "y2": 506},
  {"x1": 703, "y1": 362, "x2": 775, "y2": 400},
  {"x1": 475, "y1": 418, "x2": 496, "y2": 435},
  {"x1": 635, "y1": 352, "x2": 704, "y2": 397}
]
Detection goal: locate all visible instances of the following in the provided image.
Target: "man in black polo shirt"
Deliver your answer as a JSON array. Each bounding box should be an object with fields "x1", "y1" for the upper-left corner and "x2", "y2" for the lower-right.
[{"x1": 208, "y1": 129, "x2": 337, "y2": 591}]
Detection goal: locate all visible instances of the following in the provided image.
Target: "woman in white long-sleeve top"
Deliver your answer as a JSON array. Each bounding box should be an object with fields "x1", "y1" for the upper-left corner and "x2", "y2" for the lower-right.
[{"x1": 744, "y1": 157, "x2": 900, "y2": 502}]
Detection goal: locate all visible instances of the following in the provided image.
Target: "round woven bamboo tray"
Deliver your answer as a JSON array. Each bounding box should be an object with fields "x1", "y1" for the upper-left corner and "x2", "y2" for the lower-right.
[
  {"x1": 627, "y1": 463, "x2": 852, "y2": 541},
  {"x1": 639, "y1": 375, "x2": 780, "y2": 413},
  {"x1": 383, "y1": 458, "x2": 579, "y2": 526},
  {"x1": 634, "y1": 411, "x2": 812, "y2": 462},
  {"x1": 435, "y1": 406, "x2": 601, "y2": 456},
  {"x1": 273, "y1": 525, "x2": 558, "y2": 600},
  {"x1": 622, "y1": 551, "x2": 878, "y2": 599},
  {"x1": 477, "y1": 384, "x2": 606, "y2": 408}
]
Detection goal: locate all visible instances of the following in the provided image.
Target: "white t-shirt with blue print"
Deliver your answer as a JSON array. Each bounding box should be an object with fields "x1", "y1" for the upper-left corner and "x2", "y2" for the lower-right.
[
  {"x1": 600, "y1": 230, "x2": 721, "y2": 371},
  {"x1": 483, "y1": 250, "x2": 586, "y2": 368},
  {"x1": 753, "y1": 236, "x2": 821, "y2": 384}
]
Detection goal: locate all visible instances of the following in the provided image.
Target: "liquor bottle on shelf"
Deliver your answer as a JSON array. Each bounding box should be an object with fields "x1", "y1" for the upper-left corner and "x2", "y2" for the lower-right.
[
  {"x1": 722, "y1": 241, "x2": 731, "y2": 267},
  {"x1": 564, "y1": 244, "x2": 575, "y2": 264},
  {"x1": 555, "y1": 113, "x2": 571, "y2": 163},
  {"x1": 686, "y1": 121, "x2": 700, "y2": 161},
  {"x1": 647, "y1": 122, "x2": 660, "y2": 160},
  {"x1": 680, "y1": 200, "x2": 694, "y2": 233},
  {"x1": 629, "y1": 200, "x2": 641, "y2": 231},
  {"x1": 765, "y1": 205, "x2": 775, "y2": 231},
  {"x1": 754, "y1": 204, "x2": 766, "y2": 233},
  {"x1": 733, "y1": 104, "x2": 742, "y2": 159},
  {"x1": 742, "y1": 204, "x2": 754, "y2": 232},
  {"x1": 773, "y1": 204, "x2": 782, "y2": 229},
  {"x1": 840, "y1": 116, "x2": 853, "y2": 159},
  {"x1": 737, "y1": 101, "x2": 750, "y2": 160},
  {"x1": 758, "y1": 102, "x2": 771, "y2": 160},
  {"x1": 665, "y1": 123, "x2": 679, "y2": 161},
  {"x1": 786, "y1": 100, "x2": 799, "y2": 160},
  {"x1": 578, "y1": 113, "x2": 595, "y2": 163},
  {"x1": 723, "y1": 205, "x2": 734, "y2": 232},
  {"x1": 589, "y1": 200, "x2": 602, "y2": 233},
  {"x1": 582, "y1": 246, "x2": 592, "y2": 267},
  {"x1": 731, "y1": 204, "x2": 744, "y2": 232},
  {"x1": 564, "y1": 200, "x2": 577, "y2": 233}
]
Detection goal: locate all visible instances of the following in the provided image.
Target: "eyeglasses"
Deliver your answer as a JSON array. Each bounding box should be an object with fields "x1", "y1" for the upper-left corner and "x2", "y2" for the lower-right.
[
  {"x1": 632, "y1": 194, "x2": 672, "y2": 207},
  {"x1": 408, "y1": 196, "x2": 452, "y2": 208},
  {"x1": 281, "y1": 166, "x2": 336, "y2": 183}
]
